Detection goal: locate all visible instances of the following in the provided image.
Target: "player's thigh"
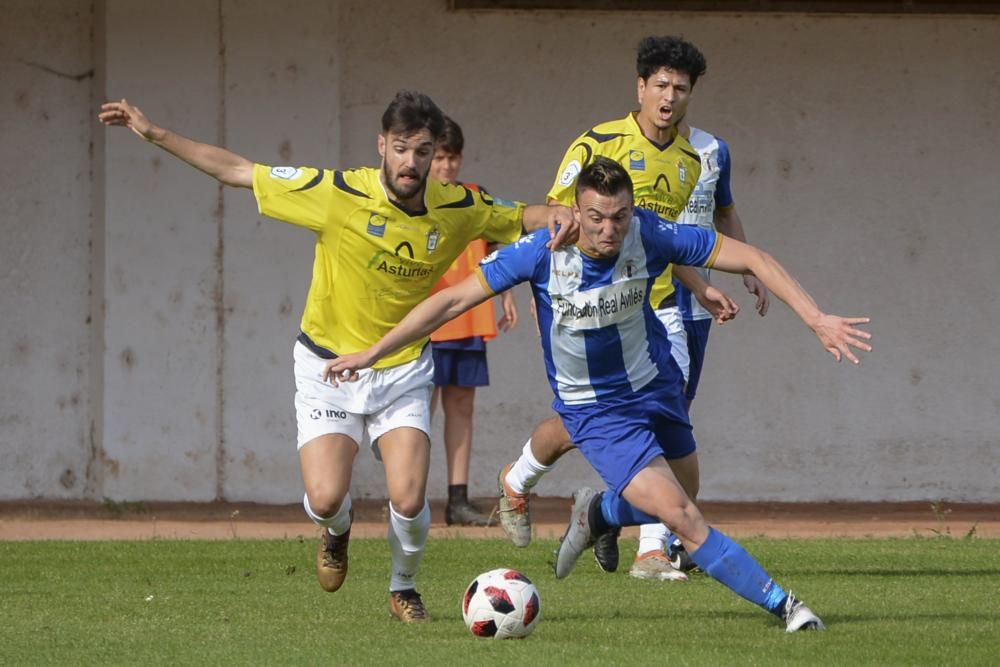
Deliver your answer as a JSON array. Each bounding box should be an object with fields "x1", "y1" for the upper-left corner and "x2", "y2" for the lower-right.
[
  {"x1": 666, "y1": 450, "x2": 700, "y2": 500},
  {"x1": 368, "y1": 383, "x2": 433, "y2": 516},
  {"x1": 299, "y1": 434, "x2": 360, "y2": 515},
  {"x1": 441, "y1": 384, "x2": 476, "y2": 418},
  {"x1": 377, "y1": 427, "x2": 431, "y2": 516}
]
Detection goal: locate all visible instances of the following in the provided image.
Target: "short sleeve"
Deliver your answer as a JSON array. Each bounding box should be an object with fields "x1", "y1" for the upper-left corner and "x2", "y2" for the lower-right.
[
  {"x1": 252, "y1": 164, "x2": 332, "y2": 233},
  {"x1": 478, "y1": 191, "x2": 525, "y2": 245},
  {"x1": 714, "y1": 139, "x2": 734, "y2": 210},
  {"x1": 641, "y1": 210, "x2": 722, "y2": 269},
  {"x1": 546, "y1": 134, "x2": 594, "y2": 206},
  {"x1": 477, "y1": 230, "x2": 548, "y2": 295}
]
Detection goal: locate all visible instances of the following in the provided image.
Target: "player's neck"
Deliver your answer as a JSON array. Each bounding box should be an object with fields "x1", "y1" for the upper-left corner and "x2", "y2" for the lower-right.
[
  {"x1": 635, "y1": 113, "x2": 677, "y2": 145},
  {"x1": 379, "y1": 172, "x2": 427, "y2": 212}
]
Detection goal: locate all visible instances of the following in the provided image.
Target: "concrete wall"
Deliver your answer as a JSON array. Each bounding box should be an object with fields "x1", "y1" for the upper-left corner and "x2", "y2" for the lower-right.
[{"x1": 1, "y1": 0, "x2": 997, "y2": 503}]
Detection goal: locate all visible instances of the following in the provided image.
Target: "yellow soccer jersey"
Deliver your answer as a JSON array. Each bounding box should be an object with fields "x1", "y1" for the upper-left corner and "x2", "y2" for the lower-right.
[
  {"x1": 547, "y1": 112, "x2": 702, "y2": 309},
  {"x1": 253, "y1": 164, "x2": 524, "y2": 368}
]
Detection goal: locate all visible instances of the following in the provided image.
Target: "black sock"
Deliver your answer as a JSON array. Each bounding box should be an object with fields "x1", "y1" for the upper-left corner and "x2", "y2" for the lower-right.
[
  {"x1": 448, "y1": 484, "x2": 468, "y2": 505},
  {"x1": 588, "y1": 492, "x2": 611, "y2": 535}
]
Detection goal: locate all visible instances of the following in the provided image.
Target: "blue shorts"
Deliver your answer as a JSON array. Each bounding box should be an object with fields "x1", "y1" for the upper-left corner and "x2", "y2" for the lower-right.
[
  {"x1": 431, "y1": 345, "x2": 489, "y2": 387},
  {"x1": 555, "y1": 380, "x2": 696, "y2": 496},
  {"x1": 683, "y1": 319, "x2": 712, "y2": 401}
]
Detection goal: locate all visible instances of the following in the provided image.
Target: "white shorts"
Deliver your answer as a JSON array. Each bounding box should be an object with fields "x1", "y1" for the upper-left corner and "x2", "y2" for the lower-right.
[
  {"x1": 292, "y1": 341, "x2": 433, "y2": 452},
  {"x1": 655, "y1": 305, "x2": 690, "y2": 383}
]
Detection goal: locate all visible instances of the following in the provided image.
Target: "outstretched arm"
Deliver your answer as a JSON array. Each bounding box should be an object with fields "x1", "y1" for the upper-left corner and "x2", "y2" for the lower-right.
[
  {"x1": 323, "y1": 274, "x2": 493, "y2": 384},
  {"x1": 711, "y1": 237, "x2": 872, "y2": 363},
  {"x1": 715, "y1": 205, "x2": 769, "y2": 316},
  {"x1": 98, "y1": 98, "x2": 253, "y2": 188}
]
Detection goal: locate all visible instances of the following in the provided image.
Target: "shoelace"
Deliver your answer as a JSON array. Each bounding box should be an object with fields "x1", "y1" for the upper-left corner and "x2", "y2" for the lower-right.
[{"x1": 396, "y1": 593, "x2": 427, "y2": 619}]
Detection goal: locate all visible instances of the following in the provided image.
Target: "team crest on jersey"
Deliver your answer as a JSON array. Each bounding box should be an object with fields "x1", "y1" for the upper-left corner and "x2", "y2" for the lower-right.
[
  {"x1": 270, "y1": 166, "x2": 302, "y2": 181},
  {"x1": 678, "y1": 162, "x2": 687, "y2": 184},
  {"x1": 426, "y1": 228, "x2": 440, "y2": 252},
  {"x1": 481, "y1": 250, "x2": 499, "y2": 265},
  {"x1": 367, "y1": 213, "x2": 388, "y2": 237},
  {"x1": 629, "y1": 150, "x2": 646, "y2": 171},
  {"x1": 559, "y1": 160, "x2": 582, "y2": 186}
]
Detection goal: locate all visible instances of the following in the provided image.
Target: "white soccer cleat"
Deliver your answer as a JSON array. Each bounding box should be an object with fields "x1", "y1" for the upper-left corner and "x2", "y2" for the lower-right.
[
  {"x1": 783, "y1": 592, "x2": 826, "y2": 633},
  {"x1": 628, "y1": 549, "x2": 690, "y2": 581},
  {"x1": 553, "y1": 488, "x2": 597, "y2": 579}
]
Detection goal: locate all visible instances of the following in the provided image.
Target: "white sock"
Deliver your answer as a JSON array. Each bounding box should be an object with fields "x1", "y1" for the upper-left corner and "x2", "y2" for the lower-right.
[
  {"x1": 387, "y1": 500, "x2": 430, "y2": 592},
  {"x1": 505, "y1": 439, "x2": 553, "y2": 494},
  {"x1": 638, "y1": 522, "x2": 670, "y2": 554},
  {"x1": 303, "y1": 492, "x2": 353, "y2": 536}
]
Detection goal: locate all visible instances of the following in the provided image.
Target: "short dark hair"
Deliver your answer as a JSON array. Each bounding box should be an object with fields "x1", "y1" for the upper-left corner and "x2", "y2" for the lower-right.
[
  {"x1": 575, "y1": 156, "x2": 634, "y2": 202},
  {"x1": 437, "y1": 115, "x2": 464, "y2": 155},
  {"x1": 381, "y1": 90, "x2": 445, "y2": 139},
  {"x1": 636, "y1": 36, "x2": 707, "y2": 86}
]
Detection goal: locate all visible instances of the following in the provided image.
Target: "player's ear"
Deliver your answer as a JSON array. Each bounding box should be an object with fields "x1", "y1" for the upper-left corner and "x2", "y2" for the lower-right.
[
  {"x1": 636, "y1": 76, "x2": 645, "y2": 105},
  {"x1": 377, "y1": 133, "x2": 386, "y2": 159}
]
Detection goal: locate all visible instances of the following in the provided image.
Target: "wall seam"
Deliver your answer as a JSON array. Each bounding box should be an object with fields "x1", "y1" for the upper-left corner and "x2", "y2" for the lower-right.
[{"x1": 214, "y1": 0, "x2": 228, "y2": 501}]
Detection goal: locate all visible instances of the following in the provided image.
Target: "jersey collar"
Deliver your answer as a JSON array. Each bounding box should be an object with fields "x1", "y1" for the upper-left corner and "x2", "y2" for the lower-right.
[{"x1": 628, "y1": 111, "x2": 678, "y2": 152}]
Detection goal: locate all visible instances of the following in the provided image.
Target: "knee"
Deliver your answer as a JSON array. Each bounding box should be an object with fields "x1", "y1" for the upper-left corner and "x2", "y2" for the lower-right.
[
  {"x1": 306, "y1": 485, "x2": 346, "y2": 519},
  {"x1": 657, "y1": 497, "x2": 704, "y2": 539},
  {"x1": 391, "y1": 496, "x2": 426, "y2": 518}
]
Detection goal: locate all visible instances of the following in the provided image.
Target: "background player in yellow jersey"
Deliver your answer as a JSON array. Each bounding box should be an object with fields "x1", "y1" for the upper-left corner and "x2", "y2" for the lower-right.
[
  {"x1": 99, "y1": 90, "x2": 573, "y2": 624},
  {"x1": 428, "y1": 116, "x2": 519, "y2": 526},
  {"x1": 497, "y1": 35, "x2": 738, "y2": 580}
]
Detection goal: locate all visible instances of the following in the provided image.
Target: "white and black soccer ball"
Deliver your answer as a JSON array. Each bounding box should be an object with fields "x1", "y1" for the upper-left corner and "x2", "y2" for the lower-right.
[{"x1": 462, "y1": 568, "x2": 541, "y2": 639}]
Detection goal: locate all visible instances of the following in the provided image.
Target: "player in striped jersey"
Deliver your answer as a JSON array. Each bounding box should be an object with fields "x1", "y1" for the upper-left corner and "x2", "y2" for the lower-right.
[
  {"x1": 498, "y1": 35, "x2": 737, "y2": 581},
  {"x1": 320, "y1": 158, "x2": 871, "y2": 632}
]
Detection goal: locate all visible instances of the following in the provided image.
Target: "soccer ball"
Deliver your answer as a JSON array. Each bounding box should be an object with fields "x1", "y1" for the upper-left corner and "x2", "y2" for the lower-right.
[{"x1": 462, "y1": 568, "x2": 541, "y2": 639}]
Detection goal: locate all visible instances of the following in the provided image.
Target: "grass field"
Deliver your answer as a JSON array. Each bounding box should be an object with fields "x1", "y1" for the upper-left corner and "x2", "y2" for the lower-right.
[{"x1": 2, "y1": 536, "x2": 997, "y2": 666}]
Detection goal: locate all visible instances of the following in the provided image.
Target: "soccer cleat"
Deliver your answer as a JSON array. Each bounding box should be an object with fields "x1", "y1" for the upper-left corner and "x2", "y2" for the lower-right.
[
  {"x1": 782, "y1": 592, "x2": 826, "y2": 633},
  {"x1": 316, "y1": 515, "x2": 352, "y2": 593},
  {"x1": 553, "y1": 488, "x2": 597, "y2": 579},
  {"x1": 497, "y1": 462, "x2": 532, "y2": 547},
  {"x1": 593, "y1": 524, "x2": 622, "y2": 573},
  {"x1": 667, "y1": 536, "x2": 699, "y2": 573},
  {"x1": 629, "y1": 549, "x2": 690, "y2": 582},
  {"x1": 389, "y1": 589, "x2": 432, "y2": 623},
  {"x1": 445, "y1": 500, "x2": 492, "y2": 527}
]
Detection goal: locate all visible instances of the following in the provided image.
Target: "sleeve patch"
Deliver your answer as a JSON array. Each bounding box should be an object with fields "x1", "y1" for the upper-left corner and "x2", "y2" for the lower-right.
[
  {"x1": 270, "y1": 166, "x2": 302, "y2": 180},
  {"x1": 558, "y1": 160, "x2": 582, "y2": 187}
]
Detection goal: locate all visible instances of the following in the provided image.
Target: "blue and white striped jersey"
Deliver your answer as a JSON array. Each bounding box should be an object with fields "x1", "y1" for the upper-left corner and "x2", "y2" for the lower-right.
[
  {"x1": 478, "y1": 208, "x2": 720, "y2": 405},
  {"x1": 674, "y1": 127, "x2": 735, "y2": 321}
]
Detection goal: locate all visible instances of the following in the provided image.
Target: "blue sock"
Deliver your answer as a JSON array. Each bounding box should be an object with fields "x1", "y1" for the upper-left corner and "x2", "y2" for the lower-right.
[
  {"x1": 690, "y1": 527, "x2": 788, "y2": 615},
  {"x1": 599, "y1": 492, "x2": 659, "y2": 527}
]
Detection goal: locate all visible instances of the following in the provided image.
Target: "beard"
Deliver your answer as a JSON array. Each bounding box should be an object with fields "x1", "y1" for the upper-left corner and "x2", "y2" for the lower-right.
[{"x1": 382, "y1": 162, "x2": 427, "y2": 201}]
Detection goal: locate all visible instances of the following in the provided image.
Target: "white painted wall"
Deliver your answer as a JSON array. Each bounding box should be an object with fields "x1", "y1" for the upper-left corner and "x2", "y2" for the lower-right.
[{"x1": 1, "y1": 0, "x2": 997, "y2": 503}]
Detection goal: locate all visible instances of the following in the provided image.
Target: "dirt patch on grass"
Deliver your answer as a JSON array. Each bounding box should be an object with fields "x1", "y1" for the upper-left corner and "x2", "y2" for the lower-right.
[{"x1": 1, "y1": 499, "x2": 995, "y2": 541}]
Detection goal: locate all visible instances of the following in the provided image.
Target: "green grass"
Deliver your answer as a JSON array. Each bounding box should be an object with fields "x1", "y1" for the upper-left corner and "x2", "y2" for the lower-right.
[{"x1": 1, "y1": 536, "x2": 997, "y2": 666}]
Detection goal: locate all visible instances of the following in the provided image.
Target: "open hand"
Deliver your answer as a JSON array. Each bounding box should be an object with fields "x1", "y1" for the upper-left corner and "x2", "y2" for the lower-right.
[
  {"x1": 98, "y1": 98, "x2": 156, "y2": 141},
  {"x1": 812, "y1": 315, "x2": 872, "y2": 364}
]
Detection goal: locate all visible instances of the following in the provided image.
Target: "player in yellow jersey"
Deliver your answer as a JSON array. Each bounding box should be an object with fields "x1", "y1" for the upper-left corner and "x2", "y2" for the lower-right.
[
  {"x1": 497, "y1": 36, "x2": 738, "y2": 580},
  {"x1": 99, "y1": 90, "x2": 574, "y2": 624}
]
